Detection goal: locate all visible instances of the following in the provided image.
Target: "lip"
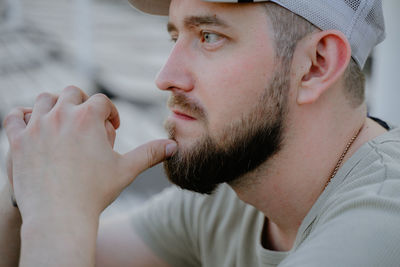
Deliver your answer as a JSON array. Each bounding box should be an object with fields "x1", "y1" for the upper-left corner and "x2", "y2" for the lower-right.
[{"x1": 171, "y1": 109, "x2": 196, "y2": 121}]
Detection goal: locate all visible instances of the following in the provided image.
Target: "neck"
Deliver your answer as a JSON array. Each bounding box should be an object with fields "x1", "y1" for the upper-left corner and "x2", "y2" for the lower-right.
[{"x1": 230, "y1": 103, "x2": 387, "y2": 251}]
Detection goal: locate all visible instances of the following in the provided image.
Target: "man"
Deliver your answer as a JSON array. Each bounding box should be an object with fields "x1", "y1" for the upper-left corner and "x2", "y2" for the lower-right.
[{"x1": 1, "y1": 0, "x2": 399, "y2": 266}]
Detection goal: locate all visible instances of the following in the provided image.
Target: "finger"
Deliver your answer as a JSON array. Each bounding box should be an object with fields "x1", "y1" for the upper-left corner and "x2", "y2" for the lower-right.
[
  {"x1": 84, "y1": 94, "x2": 120, "y2": 130},
  {"x1": 56, "y1": 86, "x2": 89, "y2": 106},
  {"x1": 29, "y1": 93, "x2": 58, "y2": 122},
  {"x1": 3, "y1": 108, "x2": 28, "y2": 142},
  {"x1": 120, "y1": 139, "x2": 177, "y2": 181},
  {"x1": 105, "y1": 120, "x2": 116, "y2": 148}
]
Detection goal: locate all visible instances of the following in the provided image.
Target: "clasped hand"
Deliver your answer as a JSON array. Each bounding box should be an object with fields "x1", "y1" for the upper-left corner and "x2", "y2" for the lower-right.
[{"x1": 3, "y1": 86, "x2": 176, "y2": 223}]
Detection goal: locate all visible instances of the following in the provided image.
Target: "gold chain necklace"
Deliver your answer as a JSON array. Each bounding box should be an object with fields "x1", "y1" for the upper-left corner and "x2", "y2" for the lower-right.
[{"x1": 324, "y1": 125, "x2": 364, "y2": 189}]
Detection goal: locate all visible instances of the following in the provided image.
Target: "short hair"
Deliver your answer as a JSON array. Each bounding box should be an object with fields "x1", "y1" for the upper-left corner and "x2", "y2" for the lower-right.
[{"x1": 263, "y1": 3, "x2": 365, "y2": 107}]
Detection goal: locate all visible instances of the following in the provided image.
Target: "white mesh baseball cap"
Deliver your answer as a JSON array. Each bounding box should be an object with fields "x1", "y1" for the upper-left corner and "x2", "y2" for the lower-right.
[{"x1": 128, "y1": 0, "x2": 385, "y2": 69}]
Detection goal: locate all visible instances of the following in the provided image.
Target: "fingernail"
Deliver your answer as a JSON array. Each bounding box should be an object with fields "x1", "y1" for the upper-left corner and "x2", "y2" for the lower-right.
[{"x1": 166, "y1": 142, "x2": 177, "y2": 158}]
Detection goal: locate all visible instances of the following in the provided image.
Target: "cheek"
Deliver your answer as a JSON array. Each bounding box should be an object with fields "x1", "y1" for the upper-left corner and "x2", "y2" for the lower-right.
[{"x1": 199, "y1": 54, "x2": 275, "y2": 135}]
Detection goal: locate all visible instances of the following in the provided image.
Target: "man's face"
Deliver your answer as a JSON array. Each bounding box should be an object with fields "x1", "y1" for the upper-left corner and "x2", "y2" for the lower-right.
[{"x1": 157, "y1": 0, "x2": 289, "y2": 193}]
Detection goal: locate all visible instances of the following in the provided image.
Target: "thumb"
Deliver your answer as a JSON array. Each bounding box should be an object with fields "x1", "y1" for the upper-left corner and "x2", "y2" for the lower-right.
[{"x1": 120, "y1": 139, "x2": 177, "y2": 181}]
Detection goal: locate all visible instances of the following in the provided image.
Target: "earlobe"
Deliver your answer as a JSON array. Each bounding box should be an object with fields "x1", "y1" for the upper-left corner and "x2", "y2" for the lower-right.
[
  {"x1": 297, "y1": 83, "x2": 320, "y2": 104},
  {"x1": 296, "y1": 30, "x2": 351, "y2": 105}
]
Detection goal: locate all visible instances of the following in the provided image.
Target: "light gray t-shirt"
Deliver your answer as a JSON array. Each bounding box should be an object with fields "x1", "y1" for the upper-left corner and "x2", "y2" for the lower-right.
[{"x1": 131, "y1": 127, "x2": 400, "y2": 266}]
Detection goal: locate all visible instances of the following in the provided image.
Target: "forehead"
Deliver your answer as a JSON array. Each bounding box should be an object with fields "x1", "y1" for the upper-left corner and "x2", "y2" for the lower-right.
[{"x1": 168, "y1": 0, "x2": 270, "y2": 31}]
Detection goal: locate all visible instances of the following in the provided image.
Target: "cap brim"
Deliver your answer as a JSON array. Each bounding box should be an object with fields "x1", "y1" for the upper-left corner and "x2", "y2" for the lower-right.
[
  {"x1": 127, "y1": 0, "x2": 254, "y2": 15},
  {"x1": 128, "y1": 0, "x2": 171, "y2": 15}
]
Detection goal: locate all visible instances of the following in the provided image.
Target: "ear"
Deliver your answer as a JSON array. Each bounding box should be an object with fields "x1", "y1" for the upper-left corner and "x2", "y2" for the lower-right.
[{"x1": 295, "y1": 30, "x2": 351, "y2": 105}]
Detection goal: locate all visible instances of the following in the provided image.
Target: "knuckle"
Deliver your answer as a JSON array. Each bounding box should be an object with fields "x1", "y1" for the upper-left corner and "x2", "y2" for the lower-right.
[
  {"x1": 36, "y1": 92, "x2": 53, "y2": 102},
  {"x1": 92, "y1": 93, "x2": 110, "y2": 103},
  {"x1": 86, "y1": 93, "x2": 113, "y2": 114},
  {"x1": 62, "y1": 85, "x2": 81, "y2": 94},
  {"x1": 3, "y1": 113, "x2": 14, "y2": 128},
  {"x1": 3, "y1": 110, "x2": 19, "y2": 128}
]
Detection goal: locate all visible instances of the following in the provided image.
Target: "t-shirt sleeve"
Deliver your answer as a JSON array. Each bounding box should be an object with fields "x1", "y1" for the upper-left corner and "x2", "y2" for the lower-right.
[
  {"x1": 280, "y1": 192, "x2": 400, "y2": 267},
  {"x1": 130, "y1": 186, "x2": 201, "y2": 267}
]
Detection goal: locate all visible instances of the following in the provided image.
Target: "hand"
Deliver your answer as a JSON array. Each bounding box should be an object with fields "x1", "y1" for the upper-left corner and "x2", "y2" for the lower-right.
[
  {"x1": 6, "y1": 108, "x2": 31, "y2": 207},
  {"x1": 3, "y1": 86, "x2": 177, "y2": 223}
]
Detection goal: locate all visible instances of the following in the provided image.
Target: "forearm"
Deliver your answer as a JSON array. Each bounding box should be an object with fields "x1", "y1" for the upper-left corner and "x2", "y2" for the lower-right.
[
  {"x1": 19, "y1": 212, "x2": 99, "y2": 267},
  {"x1": 0, "y1": 184, "x2": 22, "y2": 267}
]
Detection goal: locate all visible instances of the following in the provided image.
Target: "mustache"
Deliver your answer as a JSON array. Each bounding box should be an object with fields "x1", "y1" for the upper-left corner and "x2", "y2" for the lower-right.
[{"x1": 167, "y1": 93, "x2": 206, "y2": 120}]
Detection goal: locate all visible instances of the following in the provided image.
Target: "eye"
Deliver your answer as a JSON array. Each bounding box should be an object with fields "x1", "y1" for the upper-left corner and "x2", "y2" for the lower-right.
[{"x1": 201, "y1": 32, "x2": 222, "y2": 44}]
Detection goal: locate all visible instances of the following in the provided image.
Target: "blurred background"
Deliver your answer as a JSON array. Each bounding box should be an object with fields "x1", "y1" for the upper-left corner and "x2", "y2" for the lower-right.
[{"x1": 0, "y1": 0, "x2": 399, "y2": 217}]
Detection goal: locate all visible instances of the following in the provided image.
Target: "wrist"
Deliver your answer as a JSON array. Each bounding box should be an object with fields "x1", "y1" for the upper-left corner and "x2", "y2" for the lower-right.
[
  {"x1": 20, "y1": 213, "x2": 99, "y2": 267},
  {"x1": 18, "y1": 193, "x2": 103, "y2": 225},
  {"x1": 21, "y1": 211, "x2": 99, "y2": 256},
  {"x1": 22, "y1": 208, "x2": 99, "y2": 235}
]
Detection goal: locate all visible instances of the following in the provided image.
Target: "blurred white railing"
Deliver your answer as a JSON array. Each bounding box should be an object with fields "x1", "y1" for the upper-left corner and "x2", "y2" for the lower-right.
[
  {"x1": 1, "y1": 0, "x2": 22, "y2": 30},
  {"x1": 74, "y1": 0, "x2": 94, "y2": 77}
]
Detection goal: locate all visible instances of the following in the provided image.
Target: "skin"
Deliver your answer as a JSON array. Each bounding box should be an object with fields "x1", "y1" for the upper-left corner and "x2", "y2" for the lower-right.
[
  {"x1": 2, "y1": 87, "x2": 177, "y2": 266},
  {"x1": 160, "y1": 1, "x2": 290, "y2": 194},
  {"x1": 0, "y1": 0, "x2": 389, "y2": 266},
  {"x1": 158, "y1": 1, "x2": 277, "y2": 149}
]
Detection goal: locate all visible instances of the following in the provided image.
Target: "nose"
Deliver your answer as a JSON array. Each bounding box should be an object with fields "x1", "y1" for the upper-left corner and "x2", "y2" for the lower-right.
[{"x1": 156, "y1": 40, "x2": 194, "y2": 92}]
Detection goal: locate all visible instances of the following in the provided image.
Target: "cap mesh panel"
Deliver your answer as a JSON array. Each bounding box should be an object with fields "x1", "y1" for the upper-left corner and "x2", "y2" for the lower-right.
[{"x1": 270, "y1": 0, "x2": 385, "y2": 68}]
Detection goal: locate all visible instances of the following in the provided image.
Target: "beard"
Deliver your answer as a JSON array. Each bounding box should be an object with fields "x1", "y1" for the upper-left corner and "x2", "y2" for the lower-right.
[{"x1": 163, "y1": 65, "x2": 290, "y2": 194}]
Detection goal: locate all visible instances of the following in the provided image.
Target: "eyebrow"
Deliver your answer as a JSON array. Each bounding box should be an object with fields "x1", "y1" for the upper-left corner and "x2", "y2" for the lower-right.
[{"x1": 167, "y1": 15, "x2": 229, "y2": 33}]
